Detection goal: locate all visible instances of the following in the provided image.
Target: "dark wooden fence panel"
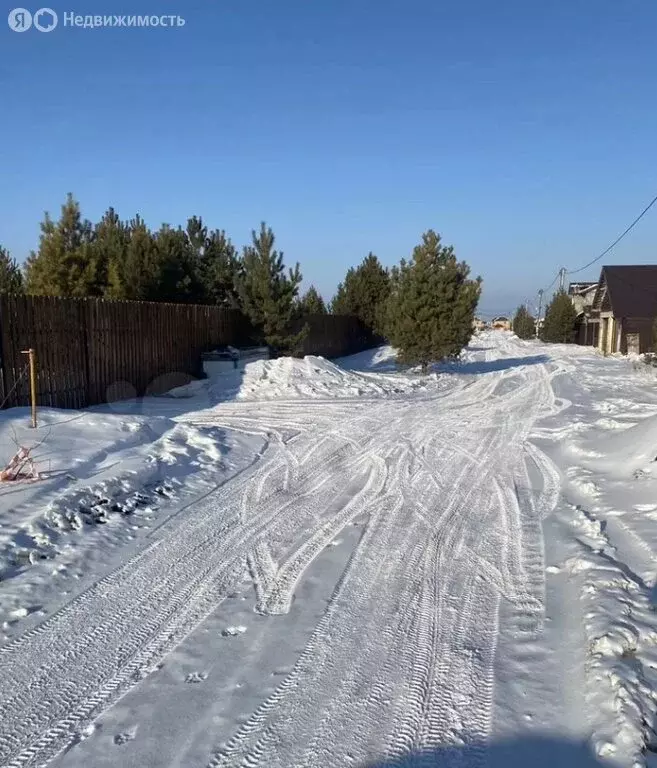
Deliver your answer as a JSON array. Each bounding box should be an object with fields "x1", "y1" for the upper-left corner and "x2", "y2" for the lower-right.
[
  {"x1": 0, "y1": 297, "x2": 379, "y2": 410},
  {"x1": 296, "y1": 314, "x2": 378, "y2": 358},
  {"x1": 0, "y1": 295, "x2": 89, "y2": 409}
]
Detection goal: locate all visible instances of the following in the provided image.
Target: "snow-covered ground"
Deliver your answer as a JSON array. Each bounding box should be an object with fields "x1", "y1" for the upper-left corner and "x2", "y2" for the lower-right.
[{"x1": 2, "y1": 332, "x2": 657, "y2": 767}]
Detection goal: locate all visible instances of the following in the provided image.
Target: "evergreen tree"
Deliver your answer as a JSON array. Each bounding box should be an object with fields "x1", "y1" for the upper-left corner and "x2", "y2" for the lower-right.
[
  {"x1": 203, "y1": 229, "x2": 243, "y2": 308},
  {"x1": 238, "y1": 222, "x2": 304, "y2": 355},
  {"x1": 330, "y1": 272, "x2": 354, "y2": 315},
  {"x1": 107, "y1": 215, "x2": 159, "y2": 300},
  {"x1": 0, "y1": 246, "x2": 24, "y2": 293},
  {"x1": 152, "y1": 224, "x2": 204, "y2": 303},
  {"x1": 91, "y1": 207, "x2": 127, "y2": 297},
  {"x1": 297, "y1": 285, "x2": 327, "y2": 315},
  {"x1": 512, "y1": 304, "x2": 536, "y2": 339},
  {"x1": 330, "y1": 253, "x2": 390, "y2": 335},
  {"x1": 25, "y1": 194, "x2": 95, "y2": 296},
  {"x1": 541, "y1": 290, "x2": 577, "y2": 343},
  {"x1": 185, "y1": 215, "x2": 207, "y2": 263},
  {"x1": 188, "y1": 216, "x2": 243, "y2": 308},
  {"x1": 386, "y1": 230, "x2": 481, "y2": 372}
]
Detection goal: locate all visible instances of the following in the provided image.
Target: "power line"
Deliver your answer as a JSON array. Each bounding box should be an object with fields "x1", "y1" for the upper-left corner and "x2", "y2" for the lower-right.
[
  {"x1": 539, "y1": 270, "x2": 561, "y2": 296},
  {"x1": 567, "y1": 191, "x2": 657, "y2": 276}
]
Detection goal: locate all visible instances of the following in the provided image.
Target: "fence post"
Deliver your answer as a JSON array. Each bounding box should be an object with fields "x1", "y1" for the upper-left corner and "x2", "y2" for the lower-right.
[
  {"x1": 80, "y1": 299, "x2": 92, "y2": 407},
  {"x1": 21, "y1": 348, "x2": 37, "y2": 428},
  {"x1": 0, "y1": 295, "x2": 7, "y2": 408}
]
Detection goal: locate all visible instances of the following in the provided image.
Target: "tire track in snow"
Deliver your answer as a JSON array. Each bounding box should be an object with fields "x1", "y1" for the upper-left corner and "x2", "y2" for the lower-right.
[
  {"x1": 0, "y1": 335, "x2": 563, "y2": 767},
  {"x1": 253, "y1": 456, "x2": 388, "y2": 615},
  {"x1": 0, "y1": 410, "x2": 401, "y2": 766},
  {"x1": 209, "y1": 361, "x2": 552, "y2": 767}
]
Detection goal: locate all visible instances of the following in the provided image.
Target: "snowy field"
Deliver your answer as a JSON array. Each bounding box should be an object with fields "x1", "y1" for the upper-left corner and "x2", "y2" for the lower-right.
[{"x1": 2, "y1": 331, "x2": 657, "y2": 767}]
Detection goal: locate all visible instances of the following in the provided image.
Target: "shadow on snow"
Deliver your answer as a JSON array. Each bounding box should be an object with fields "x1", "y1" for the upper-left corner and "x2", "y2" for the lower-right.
[
  {"x1": 438, "y1": 354, "x2": 551, "y2": 376},
  {"x1": 363, "y1": 736, "x2": 604, "y2": 768}
]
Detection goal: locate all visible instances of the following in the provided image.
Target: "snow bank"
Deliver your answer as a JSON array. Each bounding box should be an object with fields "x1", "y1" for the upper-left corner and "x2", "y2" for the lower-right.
[
  {"x1": 0, "y1": 405, "x2": 263, "y2": 642},
  {"x1": 167, "y1": 347, "x2": 443, "y2": 403},
  {"x1": 598, "y1": 411, "x2": 657, "y2": 464},
  {"x1": 580, "y1": 412, "x2": 657, "y2": 478},
  {"x1": 336, "y1": 345, "x2": 399, "y2": 372},
  {"x1": 235, "y1": 354, "x2": 435, "y2": 400},
  {"x1": 562, "y1": 503, "x2": 657, "y2": 766}
]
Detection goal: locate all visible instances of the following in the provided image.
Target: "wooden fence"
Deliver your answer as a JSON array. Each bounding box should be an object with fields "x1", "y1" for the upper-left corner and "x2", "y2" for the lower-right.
[
  {"x1": 294, "y1": 314, "x2": 380, "y2": 358},
  {"x1": 0, "y1": 295, "x2": 377, "y2": 410}
]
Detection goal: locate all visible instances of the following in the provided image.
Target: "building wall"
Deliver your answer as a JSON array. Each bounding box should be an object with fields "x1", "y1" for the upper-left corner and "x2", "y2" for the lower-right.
[
  {"x1": 574, "y1": 317, "x2": 599, "y2": 347},
  {"x1": 598, "y1": 314, "x2": 619, "y2": 355},
  {"x1": 621, "y1": 317, "x2": 654, "y2": 355}
]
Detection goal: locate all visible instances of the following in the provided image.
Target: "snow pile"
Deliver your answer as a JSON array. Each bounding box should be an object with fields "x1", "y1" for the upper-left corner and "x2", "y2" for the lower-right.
[
  {"x1": 167, "y1": 347, "x2": 428, "y2": 402},
  {"x1": 563, "y1": 503, "x2": 657, "y2": 765},
  {"x1": 591, "y1": 412, "x2": 657, "y2": 477},
  {"x1": 337, "y1": 345, "x2": 399, "y2": 372},
  {"x1": 235, "y1": 355, "x2": 435, "y2": 400},
  {"x1": 0, "y1": 406, "x2": 263, "y2": 642}
]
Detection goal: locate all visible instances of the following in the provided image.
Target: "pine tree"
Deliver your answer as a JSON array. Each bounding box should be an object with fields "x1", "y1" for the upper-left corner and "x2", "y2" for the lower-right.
[
  {"x1": 91, "y1": 207, "x2": 127, "y2": 297},
  {"x1": 107, "y1": 215, "x2": 159, "y2": 300},
  {"x1": 541, "y1": 290, "x2": 577, "y2": 343},
  {"x1": 193, "y1": 221, "x2": 242, "y2": 308},
  {"x1": 25, "y1": 194, "x2": 95, "y2": 296},
  {"x1": 330, "y1": 272, "x2": 354, "y2": 315},
  {"x1": 297, "y1": 285, "x2": 327, "y2": 315},
  {"x1": 386, "y1": 230, "x2": 481, "y2": 372},
  {"x1": 512, "y1": 304, "x2": 536, "y2": 339},
  {"x1": 152, "y1": 224, "x2": 204, "y2": 303},
  {"x1": 238, "y1": 222, "x2": 304, "y2": 355},
  {"x1": 0, "y1": 246, "x2": 24, "y2": 293},
  {"x1": 330, "y1": 253, "x2": 390, "y2": 335},
  {"x1": 185, "y1": 215, "x2": 207, "y2": 264}
]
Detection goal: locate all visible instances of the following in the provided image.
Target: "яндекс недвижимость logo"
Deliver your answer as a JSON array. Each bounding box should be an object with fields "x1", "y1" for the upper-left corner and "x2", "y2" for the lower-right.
[
  {"x1": 7, "y1": 9, "x2": 185, "y2": 30},
  {"x1": 8, "y1": 7, "x2": 58, "y2": 31}
]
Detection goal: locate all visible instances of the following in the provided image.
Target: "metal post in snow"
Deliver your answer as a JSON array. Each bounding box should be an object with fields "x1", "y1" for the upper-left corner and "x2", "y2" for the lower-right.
[{"x1": 536, "y1": 289, "x2": 544, "y2": 338}]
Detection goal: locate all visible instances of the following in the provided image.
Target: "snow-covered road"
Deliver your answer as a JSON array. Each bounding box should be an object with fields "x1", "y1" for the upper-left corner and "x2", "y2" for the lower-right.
[{"x1": 3, "y1": 333, "x2": 657, "y2": 767}]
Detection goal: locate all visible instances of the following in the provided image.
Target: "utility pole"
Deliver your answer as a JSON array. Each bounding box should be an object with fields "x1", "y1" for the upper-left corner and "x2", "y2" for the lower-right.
[
  {"x1": 558, "y1": 267, "x2": 567, "y2": 292},
  {"x1": 536, "y1": 289, "x2": 544, "y2": 338}
]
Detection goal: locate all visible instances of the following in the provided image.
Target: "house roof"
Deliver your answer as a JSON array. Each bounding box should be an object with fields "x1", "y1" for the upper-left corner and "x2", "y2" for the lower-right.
[
  {"x1": 568, "y1": 281, "x2": 597, "y2": 295},
  {"x1": 594, "y1": 265, "x2": 657, "y2": 317}
]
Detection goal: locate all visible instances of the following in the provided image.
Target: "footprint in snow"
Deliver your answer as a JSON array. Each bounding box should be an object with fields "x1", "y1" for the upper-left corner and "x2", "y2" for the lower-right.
[
  {"x1": 70, "y1": 723, "x2": 97, "y2": 746},
  {"x1": 114, "y1": 729, "x2": 137, "y2": 746},
  {"x1": 185, "y1": 671, "x2": 209, "y2": 683},
  {"x1": 222, "y1": 625, "x2": 247, "y2": 637}
]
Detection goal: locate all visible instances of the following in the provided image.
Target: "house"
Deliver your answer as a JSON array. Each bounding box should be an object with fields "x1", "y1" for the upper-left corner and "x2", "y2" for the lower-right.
[
  {"x1": 491, "y1": 316, "x2": 511, "y2": 331},
  {"x1": 568, "y1": 282, "x2": 599, "y2": 346},
  {"x1": 568, "y1": 282, "x2": 598, "y2": 314},
  {"x1": 472, "y1": 317, "x2": 487, "y2": 331},
  {"x1": 583, "y1": 265, "x2": 657, "y2": 355}
]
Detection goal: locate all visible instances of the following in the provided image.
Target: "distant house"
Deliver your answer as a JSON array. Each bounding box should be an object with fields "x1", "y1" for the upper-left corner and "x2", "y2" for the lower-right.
[
  {"x1": 491, "y1": 316, "x2": 511, "y2": 331},
  {"x1": 473, "y1": 317, "x2": 487, "y2": 331},
  {"x1": 568, "y1": 282, "x2": 598, "y2": 314},
  {"x1": 581, "y1": 266, "x2": 657, "y2": 355},
  {"x1": 569, "y1": 282, "x2": 599, "y2": 346}
]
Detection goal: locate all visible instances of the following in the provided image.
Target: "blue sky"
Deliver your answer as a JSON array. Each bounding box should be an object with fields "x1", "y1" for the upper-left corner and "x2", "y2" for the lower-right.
[{"x1": 1, "y1": 0, "x2": 656, "y2": 316}]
